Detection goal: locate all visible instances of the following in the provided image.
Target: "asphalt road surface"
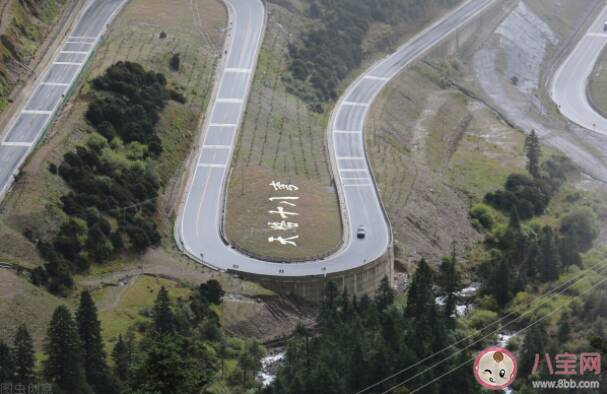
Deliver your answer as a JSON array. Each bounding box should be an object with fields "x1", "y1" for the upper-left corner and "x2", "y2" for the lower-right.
[
  {"x1": 178, "y1": 0, "x2": 496, "y2": 276},
  {"x1": 552, "y1": 4, "x2": 607, "y2": 135},
  {"x1": 0, "y1": 0, "x2": 126, "y2": 198}
]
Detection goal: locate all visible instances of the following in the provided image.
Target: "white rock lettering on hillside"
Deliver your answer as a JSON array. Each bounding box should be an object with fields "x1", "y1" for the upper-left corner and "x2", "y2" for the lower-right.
[{"x1": 267, "y1": 182, "x2": 300, "y2": 247}]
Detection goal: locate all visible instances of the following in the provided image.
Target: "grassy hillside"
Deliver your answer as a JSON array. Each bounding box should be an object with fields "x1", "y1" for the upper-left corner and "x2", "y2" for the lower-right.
[{"x1": 366, "y1": 59, "x2": 527, "y2": 267}]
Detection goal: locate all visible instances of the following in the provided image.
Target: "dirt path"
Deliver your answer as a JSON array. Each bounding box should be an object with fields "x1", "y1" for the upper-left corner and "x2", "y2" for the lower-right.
[{"x1": 97, "y1": 273, "x2": 140, "y2": 311}]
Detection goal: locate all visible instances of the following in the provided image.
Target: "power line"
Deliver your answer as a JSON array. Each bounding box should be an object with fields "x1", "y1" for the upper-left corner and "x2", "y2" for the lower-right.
[
  {"x1": 356, "y1": 260, "x2": 607, "y2": 394},
  {"x1": 388, "y1": 274, "x2": 607, "y2": 394}
]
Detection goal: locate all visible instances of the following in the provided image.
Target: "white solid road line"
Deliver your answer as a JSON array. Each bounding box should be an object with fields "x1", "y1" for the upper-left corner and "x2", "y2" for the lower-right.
[
  {"x1": 333, "y1": 130, "x2": 362, "y2": 134},
  {"x1": 208, "y1": 123, "x2": 238, "y2": 127},
  {"x1": 198, "y1": 163, "x2": 227, "y2": 168},
  {"x1": 342, "y1": 101, "x2": 369, "y2": 107},
  {"x1": 41, "y1": 82, "x2": 71, "y2": 87},
  {"x1": 53, "y1": 61, "x2": 83, "y2": 66},
  {"x1": 363, "y1": 75, "x2": 390, "y2": 81},
  {"x1": 21, "y1": 110, "x2": 53, "y2": 115},
  {"x1": 1, "y1": 142, "x2": 33, "y2": 147},
  {"x1": 216, "y1": 98, "x2": 244, "y2": 103},
  {"x1": 225, "y1": 68, "x2": 251, "y2": 73}
]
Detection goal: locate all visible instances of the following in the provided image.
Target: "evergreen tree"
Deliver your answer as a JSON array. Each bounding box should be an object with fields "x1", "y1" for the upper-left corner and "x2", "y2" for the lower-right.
[
  {"x1": 44, "y1": 305, "x2": 92, "y2": 394},
  {"x1": 406, "y1": 259, "x2": 445, "y2": 361},
  {"x1": 524, "y1": 239, "x2": 540, "y2": 280},
  {"x1": 538, "y1": 226, "x2": 561, "y2": 282},
  {"x1": 559, "y1": 231, "x2": 582, "y2": 267},
  {"x1": 319, "y1": 281, "x2": 339, "y2": 327},
  {"x1": 375, "y1": 276, "x2": 394, "y2": 312},
  {"x1": 294, "y1": 323, "x2": 311, "y2": 368},
  {"x1": 199, "y1": 279, "x2": 225, "y2": 305},
  {"x1": 132, "y1": 334, "x2": 216, "y2": 393},
  {"x1": 237, "y1": 339, "x2": 265, "y2": 384},
  {"x1": 13, "y1": 324, "x2": 35, "y2": 385},
  {"x1": 0, "y1": 340, "x2": 15, "y2": 384},
  {"x1": 152, "y1": 286, "x2": 177, "y2": 335},
  {"x1": 441, "y1": 244, "x2": 459, "y2": 323},
  {"x1": 111, "y1": 335, "x2": 130, "y2": 382},
  {"x1": 519, "y1": 322, "x2": 549, "y2": 378},
  {"x1": 439, "y1": 350, "x2": 479, "y2": 394},
  {"x1": 525, "y1": 130, "x2": 541, "y2": 178},
  {"x1": 494, "y1": 258, "x2": 511, "y2": 307},
  {"x1": 76, "y1": 291, "x2": 117, "y2": 394},
  {"x1": 557, "y1": 313, "x2": 571, "y2": 343},
  {"x1": 405, "y1": 259, "x2": 434, "y2": 320}
]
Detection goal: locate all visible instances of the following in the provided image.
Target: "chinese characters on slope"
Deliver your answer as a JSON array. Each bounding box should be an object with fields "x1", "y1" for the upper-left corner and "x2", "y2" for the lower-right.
[{"x1": 267, "y1": 181, "x2": 300, "y2": 247}]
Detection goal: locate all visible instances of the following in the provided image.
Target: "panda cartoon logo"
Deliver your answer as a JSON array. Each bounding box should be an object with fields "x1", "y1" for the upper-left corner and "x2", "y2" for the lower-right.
[{"x1": 473, "y1": 346, "x2": 517, "y2": 390}]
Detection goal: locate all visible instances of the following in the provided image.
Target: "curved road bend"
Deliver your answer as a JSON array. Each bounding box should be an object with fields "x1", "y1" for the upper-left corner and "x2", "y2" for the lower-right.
[
  {"x1": 0, "y1": 0, "x2": 127, "y2": 198},
  {"x1": 552, "y1": 3, "x2": 607, "y2": 135},
  {"x1": 177, "y1": 0, "x2": 496, "y2": 277}
]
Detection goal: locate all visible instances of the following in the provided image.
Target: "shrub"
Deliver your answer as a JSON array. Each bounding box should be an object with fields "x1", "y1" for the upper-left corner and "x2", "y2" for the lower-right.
[
  {"x1": 560, "y1": 206, "x2": 599, "y2": 252},
  {"x1": 470, "y1": 203, "x2": 495, "y2": 230},
  {"x1": 170, "y1": 53, "x2": 180, "y2": 71}
]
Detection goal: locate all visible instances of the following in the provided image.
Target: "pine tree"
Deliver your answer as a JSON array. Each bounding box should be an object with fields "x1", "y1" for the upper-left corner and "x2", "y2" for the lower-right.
[
  {"x1": 538, "y1": 226, "x2": 561, "y2": 282},
  {"x1": 0, "y1": 340, "x2": 15, "y2": 384},
  {"x1": 525, "y1": 129, "x2": 541, "y2": 178},
  {"x1": 557, "y1": 313, "x2": 571, "y2": 343},
  {"x1": 44, "y1": 305, "x2": 92, "y2": 394},
  {"x1": 524, "y1": 239, "x2": 540, "y2": 280},
  {"x1": 405, "y1": 259, "x2": 445, "y2": 359},
  {"x1": 375, "y1": 276, "x2": 394, "y2": 312},
  {"x1": 111, "y1": 335, "x2": 129, "y2": 382},
  {"x1": 132, "y1": 334, "x2": 217, "y2": 393},
  {"x1": 405, "y1": 259, "x2": 434, "y2": 319},
  {"x1": 199, "y1": 279, "x2": 225, "y2": 305},
  {"x1": 520, "y1": 322, "x2": 549, "y2": 378},
  {"x1": 319, "y1": 281, "x2": 339, "y2": 327},
  {"x1": 76, "y1": 291, "x2": 117, "y2": 394},
  {"x1": 152, "y1": 286, "x2": 177, "y2": 335},
  {"x1": 238, "y1": 339, "x2": 265, "y2": 384},
  {"x1": 13, "y1": 324, "x2": 35, "y2": 385},
  {"x1": 494, "y1": 258, "x2": 511, "y2": 307},
  {"x1": 441, "y1": 244, "x2": 459, "y2": 323}
]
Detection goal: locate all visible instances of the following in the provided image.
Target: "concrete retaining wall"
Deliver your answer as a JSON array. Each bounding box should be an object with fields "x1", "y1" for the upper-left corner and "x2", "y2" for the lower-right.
[{"x1": 239, "y1": 250, "x2": 393, "y2": 303}]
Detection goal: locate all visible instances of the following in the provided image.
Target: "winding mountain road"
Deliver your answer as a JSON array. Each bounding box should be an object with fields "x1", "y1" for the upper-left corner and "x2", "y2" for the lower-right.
[
  {"x1": 0, "y1": 0, "x2": 126, "y2": 199},
  {"x1": 177, "y1": 0, "x2": 496, "y2": 276},
  {"x1": 552, "y1": 3, "x2": 607, "y2": 135}
]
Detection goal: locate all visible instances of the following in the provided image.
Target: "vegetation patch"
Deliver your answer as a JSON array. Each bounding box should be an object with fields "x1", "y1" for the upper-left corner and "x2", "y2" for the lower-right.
[
  {"x1": 285, "y1": 0, "x2": 460, "y2": 110},
  {"x1": 31, "y1": 62, "x2": 180, "y2": 295},
  {"x1": 0, "y1": 280, "x2": 266, "y2": 393}
]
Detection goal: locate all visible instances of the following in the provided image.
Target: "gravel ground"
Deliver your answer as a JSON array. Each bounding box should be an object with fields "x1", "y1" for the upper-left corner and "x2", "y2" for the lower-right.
[{"x1": 472, "y1": 0, "x2": 607, "y2": 183}]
